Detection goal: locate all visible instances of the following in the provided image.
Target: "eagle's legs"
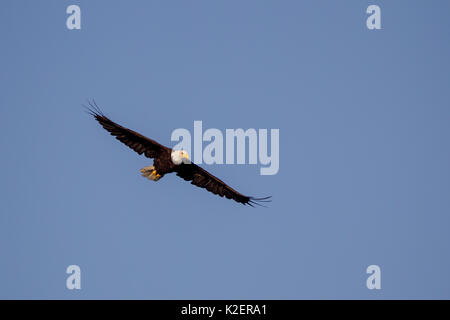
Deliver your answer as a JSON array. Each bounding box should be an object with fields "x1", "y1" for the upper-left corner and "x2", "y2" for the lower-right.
[{"x1": 140, "y1": 166, "x2": 162, "y2": 181}]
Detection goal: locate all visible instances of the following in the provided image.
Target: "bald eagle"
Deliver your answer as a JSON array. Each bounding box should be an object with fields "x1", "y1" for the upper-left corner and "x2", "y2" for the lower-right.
[{"x1": 85, "y1": 101, "x2": 271, "y2": 207}]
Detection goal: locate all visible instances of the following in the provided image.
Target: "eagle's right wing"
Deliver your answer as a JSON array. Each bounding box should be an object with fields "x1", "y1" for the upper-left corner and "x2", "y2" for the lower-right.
[{"x1": 85, "y1": 101, "x2": 170, "y2": 158}]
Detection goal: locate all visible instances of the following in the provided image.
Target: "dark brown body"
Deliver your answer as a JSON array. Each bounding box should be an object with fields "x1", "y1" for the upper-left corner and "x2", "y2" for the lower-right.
[{"x1": 153, "y1": 149, "x2": 176, "y2": 178}]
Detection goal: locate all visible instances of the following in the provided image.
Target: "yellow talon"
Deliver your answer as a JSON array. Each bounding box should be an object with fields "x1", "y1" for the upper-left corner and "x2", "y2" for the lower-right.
[
  {"x1": 139, "y1": 166, "x2": 162, "y2": 181},
  {"x1": 152, "y1": 170, "x2": 161, "y2": 181}
]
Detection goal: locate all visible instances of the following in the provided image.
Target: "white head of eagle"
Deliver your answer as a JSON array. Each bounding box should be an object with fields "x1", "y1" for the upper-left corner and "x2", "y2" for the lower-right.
[{"x1": 171, "y1": 149, "x2": 190, "y2": 165}]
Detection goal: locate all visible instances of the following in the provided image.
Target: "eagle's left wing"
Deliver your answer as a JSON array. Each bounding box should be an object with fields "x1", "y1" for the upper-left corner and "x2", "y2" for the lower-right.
[{"x1": 175, "y1": 163, "x2": 271, "y2": 207}]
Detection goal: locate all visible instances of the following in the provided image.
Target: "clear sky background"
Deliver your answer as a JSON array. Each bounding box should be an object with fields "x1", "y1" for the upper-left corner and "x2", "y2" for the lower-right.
[{"x1": 1, "y1": 1, "x2": 450, "y2": 299}]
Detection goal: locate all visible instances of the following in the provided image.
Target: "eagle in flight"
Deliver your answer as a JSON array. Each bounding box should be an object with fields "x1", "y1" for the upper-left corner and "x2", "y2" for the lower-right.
[{"x1": 85, "y1": 101, "x2": 271, "y2": 207}]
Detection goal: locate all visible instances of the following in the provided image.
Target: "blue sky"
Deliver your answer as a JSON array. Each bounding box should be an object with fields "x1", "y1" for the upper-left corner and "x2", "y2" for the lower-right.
[{"x1": 1, "y1": 1, "x2": 450, "y2": 299}]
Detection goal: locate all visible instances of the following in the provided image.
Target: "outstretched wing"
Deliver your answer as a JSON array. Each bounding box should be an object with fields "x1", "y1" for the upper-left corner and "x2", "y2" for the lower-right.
[
  {"x1": 85, "y1": 101, "x2": 170, "y2": 158},
  {"x1": 175, "y1": 163, "x2": 271, "y2": 207}
]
